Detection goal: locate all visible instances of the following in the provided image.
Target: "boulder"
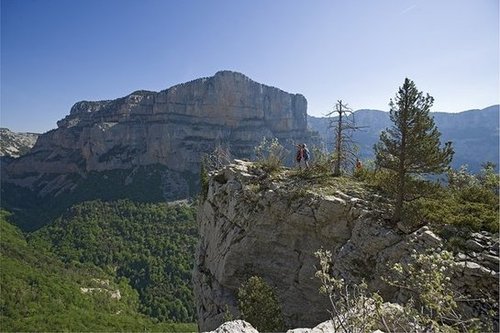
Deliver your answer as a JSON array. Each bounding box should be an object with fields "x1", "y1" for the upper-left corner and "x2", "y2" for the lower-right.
[{"x1": 204, "y1": 320, "x2": 258, "y2": 333}]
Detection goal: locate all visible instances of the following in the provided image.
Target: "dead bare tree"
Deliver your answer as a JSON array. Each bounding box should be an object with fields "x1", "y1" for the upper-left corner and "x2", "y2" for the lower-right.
[
  {"x1": 326, "y1": 100, "x2": 364, "y2": 176},
  {"x1": 202, "y1": 143, "x2": 232, "y2": 172}
]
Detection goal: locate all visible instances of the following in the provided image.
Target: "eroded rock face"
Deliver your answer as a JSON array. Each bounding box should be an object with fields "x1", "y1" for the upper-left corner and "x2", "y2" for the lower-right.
[
  {"x1": 193, "y1": 160, "x2": 499, "y2": 331},
  {"x1": 0, "y1": 128, "x2": 39, "y2": 158},
  {"x1": 3, "y1": 71, "x2": 312, "y2": 198}
]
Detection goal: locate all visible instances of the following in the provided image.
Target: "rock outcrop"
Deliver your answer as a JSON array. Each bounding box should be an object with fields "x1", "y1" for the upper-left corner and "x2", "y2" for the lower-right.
[
  {"x1": 193, "y1": 160, "x2": 499, "y2": 331},
  {"x1": 204, "y1": 320, "x2": 258, "y2": 333},
  {"x1": 0, "y1": 128, "x2": 39, "y2": 158},
  {"x1": 2, "y1": 71, "x2": 314, "y2": 200}
]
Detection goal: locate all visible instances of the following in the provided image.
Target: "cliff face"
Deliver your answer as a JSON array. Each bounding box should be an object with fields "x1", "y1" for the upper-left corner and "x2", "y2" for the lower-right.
[
  {"x1": 0, "y1": 128, "x2": 39, "y2": 158},
  {"x1": 3, "y1": 71, "x2": 312, "y2": 199},
  {"x1": 193, "y1": 160, "x2": 499, "y2": 331}
]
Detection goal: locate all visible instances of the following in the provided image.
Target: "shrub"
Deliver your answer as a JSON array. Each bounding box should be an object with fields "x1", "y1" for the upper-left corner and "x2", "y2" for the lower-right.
[
  {"x1": 314, "y1": 249, "x2": 378, "y2": 332},
  {"x1": 237, "y1": 276, "x2": 285, "y2": 332},
  {"x1": 385, "y1": 249, "x2": 493, "y2": 332},
  {"x1": 309, "y1": 146, "x2": 332, "y2": 174},
  {"x1": 200, "y1": 160, "x2": 209, "y2": 200},
  {"x1": 314, "y1": 248, "x2": 493, "y2": 333},
  {"x1": 254, "y1": 137, "x2": 288, "y2": 173}
]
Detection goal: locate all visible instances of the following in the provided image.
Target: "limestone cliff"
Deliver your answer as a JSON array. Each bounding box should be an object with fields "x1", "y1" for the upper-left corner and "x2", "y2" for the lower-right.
[
  {"x1": 2, "y1": 71, "x2": 313, "y2": 200},
  {"x1": 0, "y1": 128, "x2": 39, "y2": 158},
  {"x1": 193, "y1": 160, "x2": 499, "y2": 331}
]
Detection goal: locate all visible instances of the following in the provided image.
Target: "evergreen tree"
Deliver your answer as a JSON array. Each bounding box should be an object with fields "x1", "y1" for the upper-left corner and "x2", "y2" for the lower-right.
[
  {"x1": 237, "y1": 276, "x2": 285, "y2": 332},
  {"x1": 374, "y1": 78, "x2": 454, "y2": 222}
]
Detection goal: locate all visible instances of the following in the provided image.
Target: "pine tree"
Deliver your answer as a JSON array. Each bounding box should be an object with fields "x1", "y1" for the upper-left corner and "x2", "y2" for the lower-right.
[{"x1": 374, "y1": 78, "x2": 454, "y2": 222}]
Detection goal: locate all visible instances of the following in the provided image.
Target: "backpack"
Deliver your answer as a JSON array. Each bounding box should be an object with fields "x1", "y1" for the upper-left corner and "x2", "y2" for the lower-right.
[{"x1": 303, "y1": 148, "x2": 310, "y2": 160}]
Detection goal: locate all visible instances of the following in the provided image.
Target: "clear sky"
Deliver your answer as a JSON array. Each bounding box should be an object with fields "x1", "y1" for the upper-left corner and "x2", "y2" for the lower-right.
[{"x1": 1, "y1": 0, "x2": 498, "y2": 133}]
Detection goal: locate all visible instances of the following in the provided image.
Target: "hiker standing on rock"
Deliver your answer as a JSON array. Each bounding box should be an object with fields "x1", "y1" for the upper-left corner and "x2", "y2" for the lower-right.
[{"x1": 296, "y1": 144, "x2": 310, "y2": 169}]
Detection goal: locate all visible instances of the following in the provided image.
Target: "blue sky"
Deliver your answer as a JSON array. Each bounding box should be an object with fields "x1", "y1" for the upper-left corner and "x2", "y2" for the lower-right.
[{"x1": 1, "y1": 0, "x2": 498, "y2": 133}]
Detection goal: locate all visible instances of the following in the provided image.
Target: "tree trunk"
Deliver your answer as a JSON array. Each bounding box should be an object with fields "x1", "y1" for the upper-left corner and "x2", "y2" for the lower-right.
[
  {"x1": 333, "y1": 102, "x2": 343, "y2": 176},
  {"x1": 392, "y1": 175, "x2": 404, "y2": 223},
  {"x1": 393, "y1": 118, "x2": 407, "y2": 223}
]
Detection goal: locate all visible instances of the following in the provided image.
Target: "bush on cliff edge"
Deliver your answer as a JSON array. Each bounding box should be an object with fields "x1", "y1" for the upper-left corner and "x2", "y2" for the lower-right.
[{"x1": 237, "y1": 276, "x2": 285, "y2": 332}]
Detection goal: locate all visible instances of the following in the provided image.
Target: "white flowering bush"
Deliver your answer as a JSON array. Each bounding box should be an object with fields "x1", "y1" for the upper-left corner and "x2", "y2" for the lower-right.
[
  {"x1": 315, "y1": 248, "x2": 378, "y2": 332},
  {"x1": 315, "y1": 248, "x2": 492, "y2": 333},
  {"x1": 386, "y1": 249, "x2": 494, "y2": 332},
  {"x1": 386, "y1": 250, "x2": 456, "y2": 320}
]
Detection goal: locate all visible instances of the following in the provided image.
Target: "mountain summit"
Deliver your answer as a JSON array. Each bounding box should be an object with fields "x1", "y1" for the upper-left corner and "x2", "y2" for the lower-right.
[{"x1": 1, "y1": 71, "x2": 315, "y2": 229}]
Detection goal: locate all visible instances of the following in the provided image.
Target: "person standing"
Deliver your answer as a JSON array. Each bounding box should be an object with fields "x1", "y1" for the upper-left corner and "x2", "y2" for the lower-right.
[
  {"x1": 296, "y1": 144, "x2": 310, "y2": 169},
  {"x1": 302, "y1": 144, "x2": 310, "y2": 169},
  {"x1": 296, "y1": 144, "x2": 304, "y2": 168}
]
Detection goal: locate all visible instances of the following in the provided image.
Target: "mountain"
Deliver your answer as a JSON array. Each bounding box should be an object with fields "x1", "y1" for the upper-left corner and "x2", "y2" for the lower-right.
[
  {"x1": 0, "y1": 128, "x2": 39, "y2": 158},
  {"x1": 308, "y1": 105, "x2": 500, "y2": 172},
  {"x1": 1, "y1": 71, "x2": 316, "y2": 230}
]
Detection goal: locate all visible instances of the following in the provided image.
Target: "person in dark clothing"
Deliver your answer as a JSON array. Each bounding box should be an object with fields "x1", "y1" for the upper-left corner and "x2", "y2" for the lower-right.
[{"x1": 296, "y1": 144, "x2": 310, "y2": 169}]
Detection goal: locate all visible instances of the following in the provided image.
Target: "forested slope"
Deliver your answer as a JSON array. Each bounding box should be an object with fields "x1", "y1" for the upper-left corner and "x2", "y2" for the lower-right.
[
  {"x1": 30, "y1": 200, "x2": 198, "y2": 323},
  {"x1": 0, "y1": 210, "x2": 196, "y2": 331}
]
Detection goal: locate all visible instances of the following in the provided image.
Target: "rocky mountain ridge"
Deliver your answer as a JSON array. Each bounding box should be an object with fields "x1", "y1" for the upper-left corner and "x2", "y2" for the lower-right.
[
  {"x1": 193, "y1": 160, "x2": 499, "y2": 331},
  {"x1": 308, "y1": 105, "x2": 499, "y2": 172}
]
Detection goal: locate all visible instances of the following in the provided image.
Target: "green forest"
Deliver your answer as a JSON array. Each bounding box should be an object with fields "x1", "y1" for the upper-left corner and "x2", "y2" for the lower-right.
[{"x1": 0, "y1": 202, "x2": 198, "y2": 332}]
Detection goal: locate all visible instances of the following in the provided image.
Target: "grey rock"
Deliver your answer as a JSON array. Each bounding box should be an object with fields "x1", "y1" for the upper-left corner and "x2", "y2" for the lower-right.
[
  {"x1": 194, "y1": 161, "x2": 499, "y2": 331},
  {"x1": 0, "y1": 128, "x2": 39, "y2": 158},
  {"x1": 465, "y1": 239, "x2": 485, "y2": 252},
  {"x1": 3, "y1": 71, "x2": 316, "y2": 198},
  {"x1": 309, "y1": 320, "x2": 336, "y2": 333},
  {"x1": 456, "y1": 261, "x2": 496, "y2": 278},
  {"x1": 287, "y1": 329, "x2": 312, "y2": 333},
  {"x1": 396, "y1": 220, "x2": 416, "y2": 234},
  {"x1": 481, "y1": 254, "x2": 499, "y2": 271},
  {"x1": 204, "y1": 320, "x2": 258, "y2": 333}
]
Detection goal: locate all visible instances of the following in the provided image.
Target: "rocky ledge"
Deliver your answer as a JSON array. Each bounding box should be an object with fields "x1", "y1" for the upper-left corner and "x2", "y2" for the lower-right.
[{"x1": 193, "y1": 160, "x2": 499, "y2": 331}]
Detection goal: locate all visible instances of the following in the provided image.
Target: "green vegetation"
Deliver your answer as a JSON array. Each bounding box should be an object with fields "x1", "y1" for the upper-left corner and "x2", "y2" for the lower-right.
[
  {"x1": 30, "y1": 200, "x2": 198, "y2": 323},
  {"x1": 0, "y1": 210, "x2": 197, "y2": 332},
  {"x1": 315, "y1": 248, "x2": 493, "y2": 333},
  {"x1": 354, "y1": 160, "x2": 499, "y2": 237},
  {"x1": 200, "y1": 160, "x2": 210, "y2": 200},
  {"x1": 407, "y1": 164, "x2": 499, "y2": 237},
  {"x1": 237, "y1": 276, "x2": 285, "y2": 332},
  {"x1": 1, "y1": 164, "x2": 198, "y2": 231},
  {"x1": 374, "y1": 78, "x2": 454, "y2": 222},
  {"x1": 254, "y1": 137, "x2": 288, "y2": 173}
]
